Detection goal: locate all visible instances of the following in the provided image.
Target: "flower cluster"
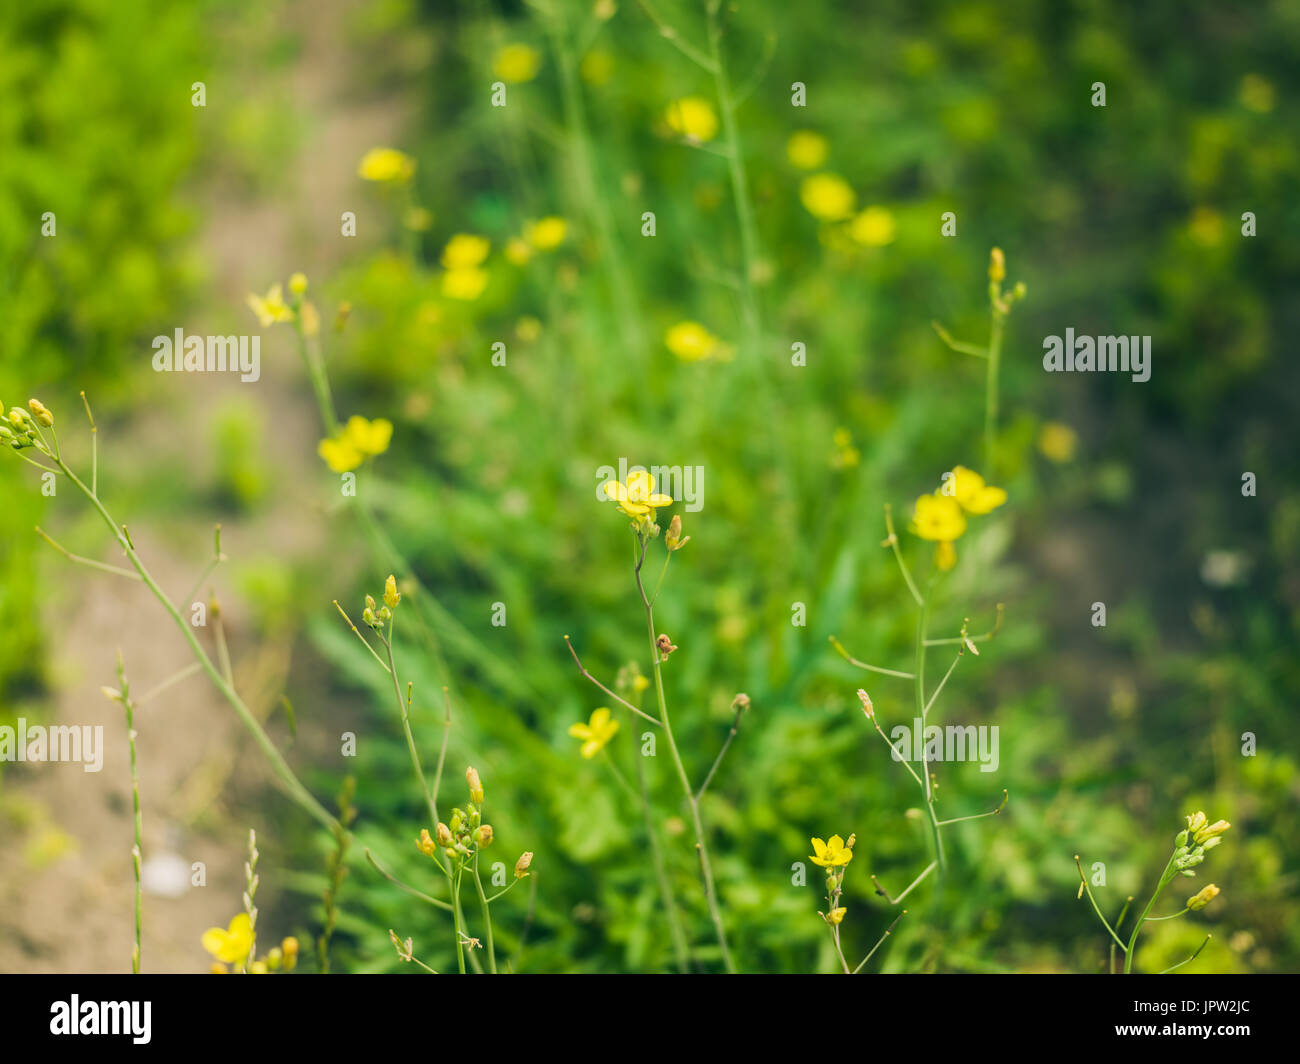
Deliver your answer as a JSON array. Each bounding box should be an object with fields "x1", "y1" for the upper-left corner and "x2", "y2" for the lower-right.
[
  {"x1": 600, "y1": 470, "x2": 674, "y2": 531},
  {"x1": 910, "y1": 465, "x2": 1006, "y2": 571},
  {"x1": 2, "y1": 399, "x2": 54, "y2": 453},
  {"x1": 416, "y1": 767, "x2": 529, "y2": 877},
  {"x1": 318, "y1": 414, "x2": 393, "y2": 473},
  {"x1": 1175, "y1": 811, "x2": 1231, "y2": 884},
  {"x1": 810, "y1": 833, "x2": 855, "y2": 927},
  {"x1": 202, "y1": 913, "x2": 299, "y2": 975},
  {"x1": 359, "y1": 574, "x2": 402, "y2": 630}
]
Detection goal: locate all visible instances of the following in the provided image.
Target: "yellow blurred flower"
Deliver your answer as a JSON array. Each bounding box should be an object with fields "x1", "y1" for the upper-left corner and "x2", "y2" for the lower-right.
[
  {"x1": 848, "y1": 206, "x2": 897, "y2": 247},
  {"x1": 1037, "y1": 421, "x2": 1078, "y2": 463},
  {"x1": 665, "y1": 320, "x2": 730, "y2": 362},
  {"x1": 288, "y1": 272, "x2": 308, "y2": 296},
  {"x1": 358, "y1": 147, "x2": 415, "y2": 184},
  {"x1": 524, "y1": 216, "x2": 567, "y2": 250},
  {"x1": 947, "y1": 466, "x2": 1006, "y2": 514},
  {"x1": 825, "y1": 907, "x2": 847, "y2": 926},
  {"x1": 505, "y1": 237, "x2": 533, "y2": 266},
  {"x1": 911, "y1": 494, "x2": 966, "y2": 542},
  {"x1": 493, "y1": 43, "x2": 542, "y2": 83},
  {"x1": 441, "y1": 233, "x2": 490, "y2": 269},
  {"x1": 201, "y1": 913, "x2": 253, "y2": 967},
  {"x1": 568, "y1": 707, "x2": 620, "y2": 758},
  {"x1": 786, "y1": 130, "x2": 829, "y2": 170},
  {"x1": 299, "y1": 300, "x2": 320, "y2": 337},
  {"x1": 800, "y1": 173, "x2": 856, "y2": 221},
  {"x1": 317, "y1": 416, "x2": 393, "y2": 473},
  {"x1": 809, "y1": 835, "x2": 852, "y2": 868},
  {"x1": 664, "y1": 96, "x2": 718, "y2": 142},
  {"x1": 602, "y1": 469, "x2": 673, "y2": 520},
  {"x1": 246, "y1": 284, "x2": 294, "y2": 327},
  {"x1": 442, "y1": 268, "x2": 489, "y2": 301}
]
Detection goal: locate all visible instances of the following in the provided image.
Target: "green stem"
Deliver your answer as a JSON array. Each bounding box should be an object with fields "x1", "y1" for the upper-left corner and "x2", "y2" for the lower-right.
[
  {"x1": 472, "y1": 853, "x2": 497, "y2": 974},
  {"x1": 1123, "y1": 854, "x2": 1177, "y2": 974},
  {"x1": 634, "y1": 739, "x2": 692, "y2": 972},
  {"x1": 382, "y1": 620, "x2": 438, "y2": 828},
  {"x1": 56, "y1": 458, "x2": 338, "y2": 833},
  {"x1": 118, "y1": 656, "x2": 143, "y2": 974},
  {"x1": 914, "y1": 584, "x2": 946, "y2": 877},
  {"x1": 635, "y1": 538, "x2": 735, "y2": 972},
  {"x1": 451, "y1": 871, "x2": 467, "y2": 975},
  {"x1": 985, "y1": 311, "x2": 1004, "y2": 476}
]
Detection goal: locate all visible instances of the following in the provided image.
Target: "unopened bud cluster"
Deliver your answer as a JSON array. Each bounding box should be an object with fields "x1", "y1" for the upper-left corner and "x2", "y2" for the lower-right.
[
  {"x1": 1173, "y1": 810, "x2": 1231, "y2": 881},
  {"x1": 2, "y1": 399, "x2": 55, "y2": 454},
  {"x1": 362, "y1": 573, "x2": 402, "y2": 630}
]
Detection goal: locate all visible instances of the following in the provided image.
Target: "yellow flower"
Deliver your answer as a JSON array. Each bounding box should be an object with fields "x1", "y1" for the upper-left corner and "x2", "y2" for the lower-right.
[
  {"x1": 568, "y1": 707, "x2": 620, "y2": 758},
  {"x1": 442, "y1": 268, "x2": 489, "y2": 301},
  {"x1": 201, "y1": 913, "x2": 253, "y2": 966},
  {"x1": 809, "y1": 835, "x2": 853, "y2": 868},
  {"x1": 786, "y1": 130, "x2": 829, "y2": 170},
  {"x1": 848, "y1": 206, "x2": 896, "y2": 247},
  {"x1": 524, "y1": 216, "x2": 567, "y2": 250},
  {"x1": 825, "y1": 907, "x2": 847, "y2": 926},
  {"x1": 246, "y1": 284, "x2": 294, "y2": 327},
  {"x1": 800, "y1": 173, "x2": 856, "y2": 221},
  {"x1": 317, "y1": 416, "x2": 393, "y2": 473},
  {"x1": 1037, "y1": 422, "x2": 1078, "y2": 463},
  {"x1": 911, "y1": 493, "x2": 966, "y2": 542},
  {"x1": 358, "y1": 147, "x2": 416, "y2": 184},
  {"x1": 665, "y1": 320, "x2": 730, "y2": 362},
  {"x1": 947, "y1": 466, "x2": 1007, "y2": 514},
  {"x1": 1188, "y1": 884, "x2": 1220, "y2": 911},
  {"x1": 601, "y1": 470, "x2": 674, "y2": 520},
  {"x1": 289, "y1": 272, "x2": 308, "y2": 296},
  {"x1": 441, "y1": 233, "x2": 491, "y2": 269},
  {"x1": 664, "y1": 97, "x2": 718, "y2": 142},
  {"x1": 493, "y1": 43, "x2": 541, "y2": 83}
]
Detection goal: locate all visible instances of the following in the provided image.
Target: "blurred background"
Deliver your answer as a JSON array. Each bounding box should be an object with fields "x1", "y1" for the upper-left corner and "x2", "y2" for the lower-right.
[{"x1": 1, "y1": 0, "x2": 1297, "y2": 974}]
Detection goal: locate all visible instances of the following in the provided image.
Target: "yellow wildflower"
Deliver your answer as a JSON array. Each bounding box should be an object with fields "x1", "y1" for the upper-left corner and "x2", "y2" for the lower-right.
[
  {"x1": 441, "y1": 234, "x2": 491, "y2": 269},
  {"x1": 524, "y1": 216, "x2": 567, "y2": 250},
  {"x1": 288, "y1": 272, "x2": 308, "y2": 296},
  {"x1": 786, "y1": 130, "x2": 829, "y2": 170},
  {"x1": 493, "y1": 43, "x2": 541, "y2": 83},
  {"x1": 911, "y1": 494, "x2": 966, "y2": 541},
  {"x1": 848, "y1": 206, "x2": 896, "y2": 247},
  {"x1": 246, "y1": 284, "x2": 294, "y2": 327},
  {"x1": 664, "y1": 97, "x2": 719, "y2": 142},
  {"x1": 568, "y1": 707, "x2": 620, "y2": 759},
  {"x1": 947, "y1": 466, "x2": 1007, "y2": 514},
  {"x1": 1037, "y1": 422, "x2": 1078, "y2": 463},
  {"x1": 201, "y1": 913, "x2": 253, "y2": 966},
  {"x1": 601, "y1": 469, "x2": 673, "y2": 520},
  {"x1": 318, "y1": 436, "x2": 363, "y2": 473},
  {"x1": 800, "y1": 173, "x2": 856, "y2": 221},
  {"x1": 442, "y1": 268, "x2": 489, "y2": 301},
  {"x1": 317, "y1": 416, "x2": 393, "y2": 473},
  {"x1": 809, "y1": 835, "x2": 853, "y2": 868},
  {"x1": 825, "y1": 907, "x2": 847, "y2": 926},
  {"x1": 358, "y1": 147, "x2": 416, "y2": 184},
  {"x1": 665, "y1": 320, "x2": 730, "y2": 361}
]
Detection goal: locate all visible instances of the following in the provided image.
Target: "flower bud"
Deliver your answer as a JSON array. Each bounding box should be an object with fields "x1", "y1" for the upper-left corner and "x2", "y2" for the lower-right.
[
  {"x1": 384, "y1": 574, "x2": 401, "y2": 608},
  {"x1": 1175, "y1": 829, "x2": 1188, "y2": 847},
  {"x1": 436, "y1": 822, "x2": 453, "y2": 846},
  {"x1": 824, "y1": 907, "x2": 846, "y2": 926},
  {"x1": 417, "y1": 829, "x2": 436, "y2": 856},
  {"x1": 1193, "y1": 819, "x2": 1230, "y2": 844},
  {"x1": 988, "y1": 247, "x2": 1006, "y2": 284},
  {"x1": 656, "y1": 633, "x2": 678, "y2": 661},
  {"x1": 266, "y1": 947, "x2": 283, "y2": 971},
  {"x1": 1186, "y1": 811, "x2": 1207, "y2": 833},
  {"x1": 365, "y1": 594, "x2": 376, "y2": 612},
  {"x1": 466, "y1": 765, "x2": 484, "y2": 805},
  {"x1": 282, "y1": 937, "x2": 299, "y2": 969},
  {"x1": 1187, "y1": 883, "x2": 1220, "y2": 911},
  {"x1": 28, "y1": 398, "x2": 53, "y2": 426},
  {"x1": 289, "y1": 272, "x2": 308, "y2": 296},
  {"x1": 1201, "y1": 836, "x2": 1222, "y2": 852},
  {"x1": 476, "y1": 824, "x2": 494, "y2": 848},
  {"x1": 515, "y1": 851, "x2": 533, "y2": 878},
  {"x1": 665, "y1": 514, "x2": 690, "y2": 551},
  {"x1": 857, "y1": 689, "x2": 874, "y2": 719}
]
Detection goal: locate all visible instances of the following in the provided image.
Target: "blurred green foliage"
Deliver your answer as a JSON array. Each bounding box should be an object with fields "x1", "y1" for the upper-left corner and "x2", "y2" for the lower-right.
[{"x1": 5, "y1": 0, "x2": 1298, "y2": 974}]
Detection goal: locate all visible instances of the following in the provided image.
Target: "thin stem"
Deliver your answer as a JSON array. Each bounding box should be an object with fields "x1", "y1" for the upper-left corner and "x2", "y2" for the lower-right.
[
  {"x1": 450, "y1": 872, "x2": 467, "y2": 975},
  {"x1": 922, "y1": 648, "x2": 963, "y2": 721},
  {"x1": 564, "y1": 635, "x2": 663, "y2": 727},
  {"x1": 914, "y1": 581, "x2": 946, "y2": 877},
  {"x1": 1158, "y1": 935, "x2": 1211, "y2": 975},
  {"x1": 35, "y1": 526, "x2": 141, "y2": 581},
  {"x1": 852, "y1": 910, "x2": 908, "y2": 974},
  {"x1": 925, "y1": 604, "x2": 1004, "y2": 646},
  {"x1": 80, "y1": 391, "x2": 97, "y2": 495},
  {"x1": 985, "y1": 311, "x2": 1004, "y2": 476},
  {"x1": 931, "y1": 320, "x2": 988, "y2": 359},
  {"x1": 53, "y1": 457, "x2": 338, "y2": 832},
  {"x1": 871, "y1": 862, "x2": 935, "y2": 905},
  {"x1": 1123, "y1": 853, "x2": 1177, "y2": 973},
  {"x1": 332, "y1": 600, "x2": 392, "y2": 674},
  {"x1": 431, "y1": 687, "x2": 452, "y2": 824},
  {"x1": 484, "y1": 876, "x2": 526, "y2": 905},
  {"x1": 634, "y1": 0, "x2": 717, "y2": 70},
  {"x1": 382, "y1": 621, "x2": 437, "y2": 829},
  {"x1": 600, "y1": 749, "x2": 639, "y2": 800},
  {"x1": 827, "y1": 635, "x2": 913, "y2": 679},
  {"x1": 364, "y1": 849, "x2": 453, "y2": 912},
  {"x1": 935, "y1": 790, "x2": 1008, "y2": 826},
  {"x1": 136, "y1": 662, "x2": 202, "y2": 704},
  {"x1": 212, "y1": 594, "x2": 234, "y2": 688},
  {"x1": 634, "y1": 739, "x2": 691, "y2": 972},
  {"x1": 116, "y1": 654, "x2": 143, "y2": 974},
  {"x1": 695, "y1": 700, "x2": 745, "y2": 801},
  {"x1": 866, "y1": 713, "x2": 924, "y2": 788},
  {"x1": 1073, "y1": 855, "x2": 1129, "y2": 954},
  {"x1": 883, "y1": 505, "x2": 923, "y2": 607},
  {"x1": 472, "y1": 852, "x2": 498, "y2": 974},
  {"x1": 634, "y1": 536, "x2": 735, "y2": 972}
]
